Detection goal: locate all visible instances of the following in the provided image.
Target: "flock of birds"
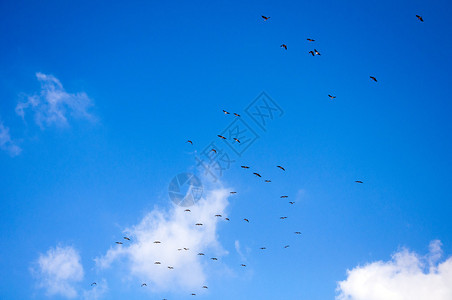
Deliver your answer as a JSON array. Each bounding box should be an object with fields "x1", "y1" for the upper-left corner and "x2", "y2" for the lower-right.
[{"x1": 92, "y1": 12, "x2": 425, "y2": 298}]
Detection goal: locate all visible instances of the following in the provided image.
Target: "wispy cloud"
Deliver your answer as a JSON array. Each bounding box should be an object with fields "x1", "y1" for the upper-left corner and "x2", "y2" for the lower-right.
[
  {"x1": 336, "y1": 240, "x2": 452, "y2": 300},
  {"x1": 16, "y1": 72, "x2": 94, "y2": 128},
  {"x1": 96, "y1": 186, "x2": 230, "y2": 294},
  {"x1": 31, "y1": 245, "x2": 84, "y2": 298},
  {"x1": 0, "y1": 121, "x2": 21, "y2": 156}
]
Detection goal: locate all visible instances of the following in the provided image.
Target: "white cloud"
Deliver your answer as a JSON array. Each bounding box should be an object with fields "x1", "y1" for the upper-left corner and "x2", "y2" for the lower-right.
[
  {"x1": 16, "y1": 72, "x2": 94, "y2": 128},
  {"x1": 0, "y1": 122, "x2": 21, "y2": 156},
  {"x1": 32, "y1": 245, "x2": 84, "y2": 298},
  {"x1": 336, "y1": 240, "x2": 452, "y2": 300},
  {"x1": 96, "y1": 185, "x2": 230, "y2": 293}
]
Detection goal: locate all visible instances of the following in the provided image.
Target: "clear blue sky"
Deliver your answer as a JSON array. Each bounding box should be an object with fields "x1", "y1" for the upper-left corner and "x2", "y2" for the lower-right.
[{"x1": 1, "y1": 0, "x2": 451, "y2": 299}]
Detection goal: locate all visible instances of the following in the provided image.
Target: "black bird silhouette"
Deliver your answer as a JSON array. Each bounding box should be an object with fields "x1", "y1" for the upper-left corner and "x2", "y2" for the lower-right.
[
  {"x1": 191, "y1": 293, "x2": 196, "y2": 296},
  {"x1": 309, "y1": 50, "x2": 315, "y2": 56},
  {"x1": 314, "y1": 49, "x2": 321, "y2": 55},
  {"x1": 184, "y1": 247, "x2": 189, "y2": 250},
  {"x1": 187, "y1": 140, "x2": 193, "y2": 145},
  {"x1": 230, "y1": 191, "x2": 237, "y2": 194},
  {"x1": 244, "y1": 218, "x2": 249, "y2": 222},
  {"x1": 185, "y1": 209, "x2": 191, "y2": 212},
  {"x1": 234, "y1": 113, "x2": 241, "y2": 117},
  {"x1": 265, "y1": 179, "x2": 271, "y2": 183},
  {"x1": 253, "y1": 172, "x2": 262, "y2": 177},
  {"x1": 141, "y1": 283, "x2": 147, "y2": 287},
  {"x1": 416, "y1": 15, "x2": 424, "y2": 22},
  {"x1": 328, "y1": 95, "x2": 336, "y2": 100},
  {"x1": 281, "y1": 44, "x2": 287, "y2": 50},
  {"x1": 154, "y1": 241, "x2": 161, "y2": 244},
  {"x1": 295, "y1": 231, "x2": 301, "y2": 235},
  {"x1": 223, "y1": 110, "x2": 230, "y2": 115},
  {"x1": 355, "y1": 180, "x2": 363, "y2": 183},
  {"x1": 277, "y1": 165, "x2": 285, "y2": 171},
  {"x1": 123, "y1": 237, "x2": 130, "y2": 241},
  {"x1": 154, "y1": 261, "x2": 161, "y2": 264},
  {"x1": 307, "y1": 38, "x2": 315, "y2": 42},
  {"x1": 202, "y1": 286, "x2": 208, "y2": 289},
  {"x1": 241, "y1": 166, "x2": 250, "y2": 169},
  {"x1": 370, "y1": 76, "x2": 377, "y2": 82},
  {"x1": 91, "y1": 282, "x2": 97, "y2": 286},
  {"x1": 168, "y1": 266, "x2": 174, "y2": 269},
  {"x1": 225, "y1": 217, "x2": 230, "y2": 221},
  {"x1": 289, "y1": 201, "x2": 295, "y2": 204},
  {"x1": 260, "y1": 247, "x2": 266, "y2": 250},
  {"x1": 115, "y1": 242, "x2": 123, "y2": 245},
  {"x1": 215, "y1": 214, "x2": 222, "y2": 217},
  {"x1": 211, "y1": 257, "x2": 218, "y2": 260},
  {"x1": 284, "y1": 245, "x2": 290, "y2": 248},
  {"x1": 262, "y1": 16, "x2": 270, "y2": 21},
  {"x1": 195, "y1": 223, "x2": 203, "y2": 226},
  {"x1": 198, "y1": 253, "x2": 205, "y2": 255},
  {"x1": 233, "y1": 138, "x2": 241, "y2": 143},
  {"x1": 280, "y1": 195, "x2": 288, "y2": 198},
  {"x1": 241, "y1": 264, "x2": 247, "y2": 267},
  {"x1": 211, "y1": 149, "x2": 217, "y2": 154},
  {"x1": 218, "y1": 135, "x2": 227, "y2": 139}
]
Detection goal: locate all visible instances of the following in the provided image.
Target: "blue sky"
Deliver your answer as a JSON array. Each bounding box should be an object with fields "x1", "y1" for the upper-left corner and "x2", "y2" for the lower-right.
[{"x1": 1, "y1": 0, "x2": 452, "y2": 299}]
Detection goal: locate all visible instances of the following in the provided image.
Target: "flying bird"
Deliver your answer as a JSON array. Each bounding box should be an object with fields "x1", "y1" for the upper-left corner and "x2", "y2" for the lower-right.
[
  {"x1": 195, "y1": 223, "x2": 203, "y2": 226},
  {"x1": 223, "y1": 110, "x2": 230, "y2": 114},
  {"x1": 154, "y1": 262, "x2": 161, "y2": 264},
  {"x1": 280, "y1": 44, "x2": 287, "y2": 50},
  {"x1": 234, "y1": 113, "x2": 241, "y2": 117},
  {"x1": 191, "y1": 293, "x2": 196, "y2": 296},
  {"x1": 284, "y1": 245, "x2": 290, "y2": 248},
  {"x1": 211, "y1": 257, "x2": 218, "y2": 260},
  {"x1": 241, "y1": 166, "x2": 250, "y2": 169},
  {"x1": 262, "y1": 15, "x2": 270, "y2": 20},
  {"x1": 280, "y1": 216, "x2": 288, "y2": 219},
  {"x1": 186, "y1": 140, "x2": 193, "y2": 145},
  {"x1": 289, "y1": 201, "x2": 295, "y2": 204},
  {"x1": 233, "y1": 138, "x2": 241, "y2": 143},
  {"x1": 123, "y1": 237, "x2": 130, "y2": 241},
  {"x1": 154, "y1": 241, "x2": 161, "y2": 244},
  {"x1": 277, "y1": 165, "x2": 285, "y2": 171},
  {"x1": 141, "y1": 283, "x2": 147, "y2": 287},
  {"x1": 225, "y1": 217, "x2": 230, "y2": 221},
  {"x1": 265, "y1": 180, "x2": 271, "y2": 183},
  {"x1": 178, "y1": 248, "x2": 182, "y2": 251},
  {"x1": 243, "y1": 218, "x2": 249, "y2": 222},
  {"x1": 280, "y1": 195, "x2": 288, "y2": 198},
  {"x1": 198, "y1": 253, "x2": 205, "y2": 256},
  {"x1": 215, "y1": 214, "x2": 222, "y2": 217},
  {"x1": 307, "y1": 38, "x2": 315, "y2": 42},
  {"x1": 355, "y1": 180, "x2": 363, "y2": 183},
  {"x1": 91, "y1": 282, "x2": 97, "y2": 286},
  {"x1": 218, "y1": 135, "x2": 226, "y2": 139},
  {"x1": 295, "y1": 231, "x2": 301, "y2": 235},
  {"x1": 416, "y1": 15, "x2": 423, "y2": 22},
  {"x1": 328, "y1": 95, "x2": 336, "y2": 100},
  {"x1": 241, "y1": 264, "x2": 247, "y2": 267},
  {"x1": 253, "y1": 172, "x2": 262, "y2": 177},
  {"x1": 202, "y1": 286, "x2": 208, "y2": 289},
  {"x1": 370, "y1": 76, "x2": 377, "y2": 82},
  {"x1": 184, "y1": 247, "x2": 189, "y2": 250},
  {"x1": 185, "y1": 209, "x2": 191, "y2": 212},
  {"x1": 314, "y1": 49, "x2": 321, "y2": 55},
  {"x1": 309, "y1": 50, "x2": 315, "y2": 56},
  {"x1": 230, "y1": 191, "x2": 237, "y2": 194},
  {"x1": 211, "y1": 149, "x2": 217, "y2": 154},
  {"x1": 260, "y1": 247, "x2": 266, "y2": 250},
  {"x1": 115, "y1": 242, "x2": 123, "y2": 245},
  {"x1": 168, "y1": 266, "x2": 174, "y2": 269}
]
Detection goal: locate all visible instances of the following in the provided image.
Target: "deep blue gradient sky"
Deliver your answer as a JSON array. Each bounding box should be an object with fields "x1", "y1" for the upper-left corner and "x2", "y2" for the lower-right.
[{"x1": 1, "y1": 0, "x2": 452, "y2": 299}]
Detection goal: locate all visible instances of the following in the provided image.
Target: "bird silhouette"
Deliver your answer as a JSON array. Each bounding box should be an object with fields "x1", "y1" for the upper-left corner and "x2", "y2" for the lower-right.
[
  {"x1": 195, "y1": 223, "x2": 203, "y2": 226},
  {"x1": 123, "y1": 237, "x2": 130, "y2": 241},
  {"x1": 265, "y1": 180, "x2": 271, "y2": 183},
  {"x1": 309, "y1": 50, "x2": 315, "y2": 56},
  {"x1": 295, "y1": 232, "x2": 301, "y2": 235},
  {"x1": 234, "y1": 113, "x2": 241, "y2": 117},
  {"x1": 262, "y1": 16, "x2": 270, "y2": 21},
  {"x1": 307, "y1": 38, "x2": 315, "y2": 42},
  {"x1": 185, "y1": 209, "x2": 191, "y2": 212},
  {"x1": 281, "y1": 44, "x2": 287, "y2": 50},
  {"x1": 244, "y1": 218, "x2": 249, "y2": 222},
  {"x1": 241, "y1": 166, "x2": 250, "y2": 169},
  {"x1": 289, "y1": 201, "x2": 295, "y2": 204},
  {"x1": 280, "y1": 195, "x2": 288, "y2": 198},
  {"x1": 277, "y1": 165, "x2": 285, "y2": 171},
  {"x1": 218, "y1": 135, "x2": 227, "y2": 139},
  {"x1": 202, "y1": 285, "x2": 208, "y2": 289},
  {"x1": 355, "y1": 180, "x2": 363, "y2": 183},
  {"x1": 187, "y1": 140, "x2": 193, "y2": 145},
  {"x1": 115, "y1": 242, "x2": 123, "y2": 245},
  {"x1": 416, "y1": 15, "x2": 424, "y2": 22},
  {"x1": 223, "y1": 110, "x2": 230, "y2": 114},
  {"x1": 233, "y1": 138, "x2": 241, "y2": 143},
  {"x1": 314, "y1": 49, "x2": 321, "y2": 55},
  {"x1": 241, "y1": 264, "x2": 247, "y2": 267},
  {"x1": 91, "y1": 282, "x2": 97, "y2": 286},
  {"x1": 198, "y1": 253, "x2": 205, "y2": 256},
  {"x1": 370, "y1": 76, "x2": 377, "y2": 82},
  {"x1": 280, "y1": 216, "x2": 288, "y2": 219},
  {"x1": 211, "y1": 257, "x2": 218, "y2": 260},
  {"x1": 154, "y1": 261, "x2": 161, "y2": 264},
  {"x1": 253, "y1": 172, "x2": 262, "y2": 177},
  {"x1": 328, "y1": 95, "x2": 336, "y2": 100},
  {"x1": 225, "y1": 217, "x2": 230, "y2": 221},
  {"x1": 215, "y1": 214, "x2": 222, "y2": 217},
  {"x1": 141, "y1": 283, "x2": 147, "y2": 287},
  {"x1": 154, "y1": 241, "x2": 161, "y2": 244}
]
